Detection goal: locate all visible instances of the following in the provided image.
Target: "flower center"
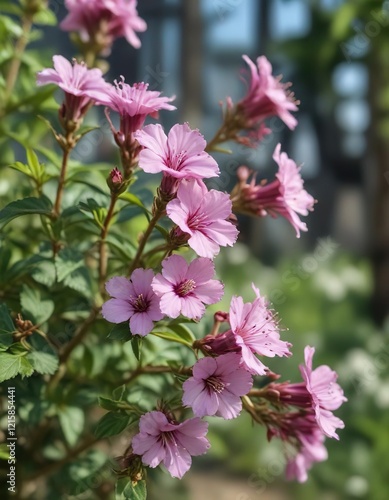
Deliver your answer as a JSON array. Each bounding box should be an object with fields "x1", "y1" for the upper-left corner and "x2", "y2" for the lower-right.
[
  {"x1": 168, "y1": 151, "x2": 186, "y2": 171},
  {"x1": 206, "y1": 376, "x2": 225, "y2": 394},
  {"x1": 130, "y1": 293, "x2": 149, "y2": 312},
  {"x1": 174, "y1": 279, "x2": 196, "y2": 297},
  {"x1": 187, "y1": 211, "x2": 207, "y2": 231}
]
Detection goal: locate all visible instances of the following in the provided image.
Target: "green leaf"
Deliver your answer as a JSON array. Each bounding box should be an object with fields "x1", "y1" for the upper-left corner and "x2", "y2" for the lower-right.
[
  {"x1": 0, "y1": 246, "x2": 12, "y2": 277},
  {"x1": 0, "y1": 352, "x2": 34, "y2": 383},
  {"x1": 0, "y1": 303, "x2": 15, "y2": 351},
  {"x1": 98, "y1": 397, "x2": 138, "y2": 412},
  {"x1": 31, "y1": 259, "x2": 56, "y2": 287},
  {"x1": 0, "y1": 443, "x2": 10, "y2": 460},
  {"x1": 94, "y1": 412, "x2": 136, "y2": 439},
  {"x1": 20, "y1": 285, "x2": 54, "y2": 324},
  {"x1": 58, "y1": 406, "x2": 85, "y2": 447},
  {"x1": 331, "y1": 3, "x2": 357, "y2": 41},
  {"x1": 26, "y1": 351, "x2": 59, "y2": 375},
  {"x1": 167, "y1": 323, "x2": 196, "y2": 344},
  {"x1": 155, "y1": 224, "x2": 169, "y2": 239},
  {"x1": 75, "y1": 125, "x2": 100, "y2": 140},
  {"x1": 63, "y1": 267, "x2": 92, "y2": 297},
  {"x1": 55, "y1": 248, "x2": 84, "y2": 282},
  {"x1": 107, "y1": 323, "x2": 131, "y2": 342},
  {"x1": 26, "y1": 149, "x2": 41, "y2": 177},
  {"x1": 119, "y1": 192, "x2": 151, "y2": 221},
  {"x1": 112, "y1": 385, "x2": 126, "y2": 401},
  {"x1": 37, "y1": 114, "x2": 61, "y2": 142},
  {"x1": 116, "y1": 478, "x2": 147, "y2": 500},
  {"x1": 0, "y1": 14, "x2": 23, "y2": 38},
  {"x1": 151, "y1": 328, "x2": 194, "y2": 348},
  {"x1": 119, "y1": 192, "x2": 149, "y2": 212},
  {"x1": 131, "y1": 336, "x2": 143, "y2": 361},
  {"x1": 0, "y1": 196, "x2": 52, "y2": 228},
  {"x1": 0, "y1": 2, "x2": 23, "y2": 15},
  {"x1": 33, "y1": 8, "x2": 57, "y2": 26}
]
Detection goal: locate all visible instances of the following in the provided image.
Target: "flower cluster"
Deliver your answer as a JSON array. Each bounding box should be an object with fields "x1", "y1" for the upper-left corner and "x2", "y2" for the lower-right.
[
  {"x1": 61, "y1": 0, "x2": 147, "y2": 54},
  {"x1": 231, "y1": 144, "x2": 316, "y2": 237},
  {"x1": 210, "y1": 55, "x2": 299, "y2": 149},
  {"x1": 265, "y1": 346, "x2": 347, "y2": 482},
  {"x1": 37, "y1": 40, "x2": 344, "y2": 486}
]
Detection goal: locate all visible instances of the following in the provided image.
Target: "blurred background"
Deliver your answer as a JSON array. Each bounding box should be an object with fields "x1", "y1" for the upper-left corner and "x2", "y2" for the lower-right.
[{"x1": 19, "y1": 0, "x2": 389, "y2": 498}]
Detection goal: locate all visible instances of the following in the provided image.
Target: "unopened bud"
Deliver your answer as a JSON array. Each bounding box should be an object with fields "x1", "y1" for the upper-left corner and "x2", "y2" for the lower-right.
[
  {"x1": 107, "y1": 167, "x2": 126, "y2": 194},
  {"x1": 214, "y1": 311, "x2": 229, "y2": 323}
]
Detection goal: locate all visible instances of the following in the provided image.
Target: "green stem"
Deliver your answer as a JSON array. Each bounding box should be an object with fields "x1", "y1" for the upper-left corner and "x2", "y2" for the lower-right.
[
  {"x1": 122, "y1": 364, "x2": 192, "y2": 385},
  {"x1": 53, "y1": 144, "x2": 71, "y2": 218},
  {"x1": 99, "y1": 193, "x2": 118, "y2": 292},
  {"x1": 4, "y1": 16, "x2": 33, "y2": 103},
  {"x1": 83, "y1": 48, "x2": 97, "y2": 68},
  {"x1": 205, "y1": 122, "x2": 231, "y2": 153},
  {"x1": 128, "y1": 209, "x2": 164, "y2": 274},
  {"x1": 242, "y1": 395, "x2": 263, "y2": 425},
  {"x1": 46, "y1": 308, "x2": 99, "y2": 394}
]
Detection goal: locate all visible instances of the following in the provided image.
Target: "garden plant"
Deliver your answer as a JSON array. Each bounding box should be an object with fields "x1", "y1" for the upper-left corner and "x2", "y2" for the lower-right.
[{"x1": 0, "y1": 1, "x2": 346, "y2": 498}]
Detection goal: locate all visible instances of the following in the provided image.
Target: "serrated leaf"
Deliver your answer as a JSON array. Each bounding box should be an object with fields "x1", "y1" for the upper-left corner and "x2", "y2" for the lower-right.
[
  {"x1": 58, "y1": 406, "x2": 85, "y2": 447},
  {"x1": 55, "y1": 248, "x2": 84, "y2": 282},
  {"x1": 107, "y1": 323, "x2": 131, "y2": 341},
  {"x1": 32, "y1": 259, "x2": 56, "y2": 287},
  {"x1": 0, "y1": 303, "x2": 15, "y2": 351},
  {"x1": 116, "y1": 478, "x2": 147, "y2": 500},
  {"x1": 0, "y1": 196, "x2": 52, "y2": 228},
  {"x1": 26, "y1": 351, "x2": 59, "y2": 375},
  {"x1": 20, "y1": 285, "x2": 54, "y2": 324},
  {"x1": 94, "y1": 412, "x2": 136, "y2": 439},
  {"x1": 63, "y1": 267, "x2": 92, "y2": 297},
  {"x1": 0, "y1": 352, "x2": 34, "y2": 382}
]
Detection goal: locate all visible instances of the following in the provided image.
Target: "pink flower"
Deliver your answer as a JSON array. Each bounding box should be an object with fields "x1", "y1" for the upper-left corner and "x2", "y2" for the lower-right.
[
  {"x1": 104, "y1": 79, "x2": 176, "y2": 143},
  {"x1": 152, "y1": 255, "x2": 223, "y2": 320},
  {"x1": 229, "y1": 284, "x2": 292, "y2": 375},
  {"x1": 237, "y1": 55, "x2": 298, "y2": 130},
  {"x1": 284, "y1": 414, "x2": 328, "y2": 483},
  {"x1": 101, "y1": 269, "x2": 163, "y2": 336},
  {"x1": 131, "y1": 411, "x2": 210, "y2": 479},
  {"x1": 231, "y1": 144, "x2": 315, "y2": 237},
  {"x1": 166, "y1": 180, "x2": 239, "y2": 259},
  {"x1": 134, "y1": 123, "x2": 219, "y2": 194},
  {"x1": 300, "y1": 346, "x2": 347, "y2": 440},
  {"x1": 61, "y1": 0, "x2": 147, "y2": 50},
  {"x1": 182, "y1": 353, "x2": 252, "y2": 419},
  {"x1": 37, "y1": 55, "x2": 111, "y2": 123}
]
